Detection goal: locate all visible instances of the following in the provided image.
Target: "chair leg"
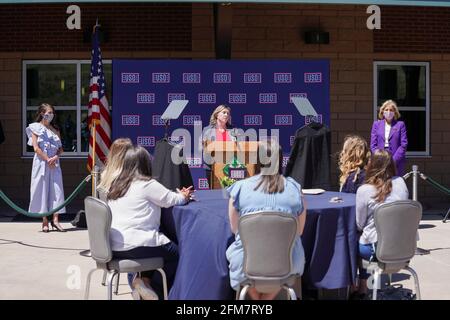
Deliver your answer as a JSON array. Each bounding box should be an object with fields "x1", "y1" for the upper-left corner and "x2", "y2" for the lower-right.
[
  {"x1": 283, "y1": 286, "x2": 297, "y2": 300},
  {"x1": 102, "y1": 270, "x2": 107, "y2": 286},
  {"x1": 114, "y1": 273, "x2": 120, "y2": 295},
  {"x1": 294, "y1": 276, "x2": 302, "y2": 300},
  {"x1": 387, "y1": 274, "x2": 392, "y2": 286},
  {"x1": 405, "y1": 266, "x2": 421, "y2": 300},
  {"x1": 84, "y1": 268, "x2": 98, "y2": 300},
  {"x1": 239, "y1": 285, "x2": 250, "y2": 300},
  {"x1": 372, "y1": 271, "x2": 381, "y2": 300},
  {"x1": 106, "y1": 271, "x2": 116, "y2": 300},
  {"x1": 235, "y1": 288, "x2": 240, "y2": 300},
  {"x1": 156, "y1": 268, "x2": 168, "y2": 300}
]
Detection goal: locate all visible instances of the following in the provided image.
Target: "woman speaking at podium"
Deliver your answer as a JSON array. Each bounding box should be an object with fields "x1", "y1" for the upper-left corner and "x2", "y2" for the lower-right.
[
  {"x1": 203, "y1": 104, "x2": 234, "y2": 142},
  {"x1": 202, "y1": 105, "x2": 237, "y2": 187}
]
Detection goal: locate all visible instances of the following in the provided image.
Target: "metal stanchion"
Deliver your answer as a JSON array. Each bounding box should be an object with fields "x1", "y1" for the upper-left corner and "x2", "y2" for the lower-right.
[
  {"x1": 92, "y1": 165, "x2": 99, "y2": 198},
  {"x1": 405, "y1": 165, "x2": 450, "y2": 223},
  {"x1": 407, "y1": 165, "x2": 430, "y2": 255},
  {"x1": 412, "y1": 165, "x2": 419, "y2": 201}
]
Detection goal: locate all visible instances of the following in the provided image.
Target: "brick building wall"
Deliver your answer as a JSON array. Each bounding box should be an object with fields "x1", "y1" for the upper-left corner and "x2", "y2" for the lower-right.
[
  {"x1": 374, "y1": 6, "x2": 450, "y2": 53},
  {"x1": 0, "y1": 3, "x2": 448, "y2": 214},
  {"x1": 0, "y1": 3, "x2": 192, "y2": 52}
]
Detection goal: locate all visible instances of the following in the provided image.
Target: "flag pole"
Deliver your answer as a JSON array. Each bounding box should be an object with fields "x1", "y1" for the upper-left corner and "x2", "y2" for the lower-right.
[
  {"x1": 91, "y1": 121, "x2": 97, "y2": 197},
  {"x1": 90, "y1": 18, "x2": 100, "y2": 198}
]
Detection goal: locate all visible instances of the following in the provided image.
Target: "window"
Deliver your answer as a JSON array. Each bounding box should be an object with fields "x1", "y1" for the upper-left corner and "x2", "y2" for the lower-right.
[
  {"x1": 374, "y1": 61, "x2": 430, "y2": 156},
  {"x1": 22, "y1": 60, "x2": 112, "y2": 157}
]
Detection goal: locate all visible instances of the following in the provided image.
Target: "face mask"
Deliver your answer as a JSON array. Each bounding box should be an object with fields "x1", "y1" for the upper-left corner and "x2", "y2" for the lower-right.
[
  {"x1": 383, "y1": 111, "x2": 394, "y2": 120},
  {"x1": 43, "y1": 113, "x2": 54, "y2": 122}
]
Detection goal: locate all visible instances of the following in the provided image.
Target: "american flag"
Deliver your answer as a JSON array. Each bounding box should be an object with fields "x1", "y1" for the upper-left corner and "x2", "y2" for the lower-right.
[{"x1": 87, "y1": 23, "x2": 112, "y2": 171}]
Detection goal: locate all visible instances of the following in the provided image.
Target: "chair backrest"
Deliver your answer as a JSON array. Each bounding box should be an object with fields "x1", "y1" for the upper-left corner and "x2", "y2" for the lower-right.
[
  {"x1": 84, "y1": 196, "x2": 113, "y2": 264},
  {"x1": 238, "y1": 211, "x2": 297, "y2": 279},
  {"x1": 374, "y1": 200, "x2": 422, "y2": 264}
]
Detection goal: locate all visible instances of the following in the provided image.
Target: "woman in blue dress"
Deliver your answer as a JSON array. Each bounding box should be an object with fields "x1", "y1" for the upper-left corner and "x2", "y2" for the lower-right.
[
  {"x1": 26, "y1": 103, "x2": 66, "y2": 232},
  {"x1": 226, "y1": 140, "x2": 306, "y2": 300}
]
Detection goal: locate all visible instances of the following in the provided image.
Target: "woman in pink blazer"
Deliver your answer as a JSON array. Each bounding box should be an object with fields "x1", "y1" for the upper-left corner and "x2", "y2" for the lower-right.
[{"x1": 370, "y1": 100, "x2": 408, "y2": 176}]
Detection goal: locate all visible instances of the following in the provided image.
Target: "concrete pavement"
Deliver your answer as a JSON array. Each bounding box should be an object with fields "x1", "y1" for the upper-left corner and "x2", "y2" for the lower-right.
[{"x1": 0, "y1": 211, "x2": 449, "y2": 300}]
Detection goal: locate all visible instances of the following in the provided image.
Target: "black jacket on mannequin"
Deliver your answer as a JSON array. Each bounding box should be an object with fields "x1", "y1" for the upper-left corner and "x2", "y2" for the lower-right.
[
  {"x1": 152, "y1": 139, "x2": 194, "y2": 191},
  {"x1": 284, "y1": 122, "x2": 331, "y2": 189}
]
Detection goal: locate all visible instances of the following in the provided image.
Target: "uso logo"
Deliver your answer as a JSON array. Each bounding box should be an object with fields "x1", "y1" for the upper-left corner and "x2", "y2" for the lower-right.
[
  {"x1": 121, "y1": 73, "x2": 140, "y2": 83},
  {"x1": 137, "y1": 136, "x2": 155, "y2": 147},
  {"x1": 305, "y1": 114, "x2": 323, "y2": 124},
  {"x1": 259, "y1": 93, "x2": 277, "y2": 104},
  {"x1": 168, "y1": 93, "x2": 186, "y2": 103},
  {"x1": 121, "y1": 115, "x2": 140, "y2": 126},
  {"x1": 168, "y1": 136, "x2": 185, "y2": 146},
  {"x1": 244, "y1": 115, "x2": 262, "y2": 126},
  {"x1": 274, "y1": 73, "x2": 292, "y2": 83},
  {"x1": 282, "y1": 156, "x2": 290, "y2": 168},
  {"x1": 183, "y1": 73, "x2": 201, "y2": 83},
  {"x1": 289, "y1": 93, "x2": 308, "y2": 103},
  {"x1": 152, "y1": 115, "x2": 167, "y2": 126},
  {"x1": 183, "y1": 115, "x2": 201, "y2": 126},
  {"x1": 186, "y1": 157, "x2": 202, "y2": 168},
  {"x1": 213, "y1": 73, "x2": 231, "y2": 83},
  {"x1": 229, "y1": 93, "x2": 247, "y2": 104},
  {"x1": 290, "y1": 136, "x2": 295, "y2": 146},
  {"x1": 198, "y1": 178, "x2": 210, "y2": 190},
  {"x1": 304, "y1": 72, "x2": 322, "y2": 83},
  {"x1": 198, "y1": 93, "x2": 216, "y2": 104},
  {"x1": 244, "y1": 73, "x2": 262, "y2": 83},
  {"x1": 274, "y1": 115, "x2": 293, "y2": 126},
  {"x1": 152, "y1": 72, "x2": 170, "y2": 83},
  {"x1": 136, "y1": 93, "x2": 155, "y2": 104}
]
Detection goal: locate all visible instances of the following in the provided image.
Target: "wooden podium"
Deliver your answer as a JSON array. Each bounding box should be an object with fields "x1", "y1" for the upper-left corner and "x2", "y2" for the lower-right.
[{"x1": 205, "y1": 141, "x2": 259, "y2": 189}]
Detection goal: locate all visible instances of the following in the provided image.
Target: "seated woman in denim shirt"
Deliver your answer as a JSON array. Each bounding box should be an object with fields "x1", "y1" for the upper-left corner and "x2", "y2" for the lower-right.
[
  {"x1": 226, "y1": 140, "x2": 306, "y2": 300},
  {"x1": 338, "y1": 135, "x2": 370, "y2": 194}
]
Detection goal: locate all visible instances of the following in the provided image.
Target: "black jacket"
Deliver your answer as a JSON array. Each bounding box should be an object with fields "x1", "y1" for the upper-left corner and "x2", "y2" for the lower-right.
[
  {"x1": 284, "y1": 122, "x2": 331, "y2": 189},
  {"x1": 152, "y1": 139, "x2": 194, "y2": 191}
]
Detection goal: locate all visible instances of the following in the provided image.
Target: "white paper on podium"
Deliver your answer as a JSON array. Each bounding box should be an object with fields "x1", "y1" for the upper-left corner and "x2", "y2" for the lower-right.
[
  {"x1": 291, "y1": 97, "x2": 318, "y2": 117},
  {"x1": 161, "y1": 100, "x2": 189, "y2": 120}
]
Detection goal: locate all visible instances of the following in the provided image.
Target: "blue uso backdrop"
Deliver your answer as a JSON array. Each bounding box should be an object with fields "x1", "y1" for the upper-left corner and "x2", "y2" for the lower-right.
[{"x1": 112, "y1": 59, "x2": 329, "y2": 190}]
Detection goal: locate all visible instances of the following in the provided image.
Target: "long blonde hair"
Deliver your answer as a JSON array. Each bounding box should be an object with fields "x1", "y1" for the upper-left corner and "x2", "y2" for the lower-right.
[
  {"x1": 365, "y1": 150, "x2": 397, "y2": 202},
  {"x1": 98, "y1": 138, "x2": 133, "y2": 192},
  {"x1": 338, "y1": 135, "x2": 370, "y2": 189},
  {"x1": 209, "y1": 105, "x2": 232, "y2": 127},
  {"x1": 378, "y1": 99, "x2": 401, "y2": 120}
]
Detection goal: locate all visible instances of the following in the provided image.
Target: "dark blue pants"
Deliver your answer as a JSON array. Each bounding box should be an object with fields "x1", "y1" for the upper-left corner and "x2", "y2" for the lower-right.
[
  {"x1": 113, "y1": 242, "x2": 179, "y2": 299},
  {"x1": 358, "y1": 242, "x2": 376, "y2": 280}
]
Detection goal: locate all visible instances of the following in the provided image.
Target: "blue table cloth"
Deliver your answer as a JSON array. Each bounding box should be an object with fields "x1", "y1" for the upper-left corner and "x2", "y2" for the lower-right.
[{"x1": 163, "y1": 190, "x2": 357, "y2": 300}]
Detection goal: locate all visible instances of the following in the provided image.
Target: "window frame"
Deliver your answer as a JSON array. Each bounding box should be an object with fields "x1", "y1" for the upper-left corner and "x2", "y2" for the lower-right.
[
  {"x1": 22, "y1": 59, "x2": 112, "y2": 158},
  {"x1": 373, "y1": 61, "x2": 430, "y2": 157}
]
